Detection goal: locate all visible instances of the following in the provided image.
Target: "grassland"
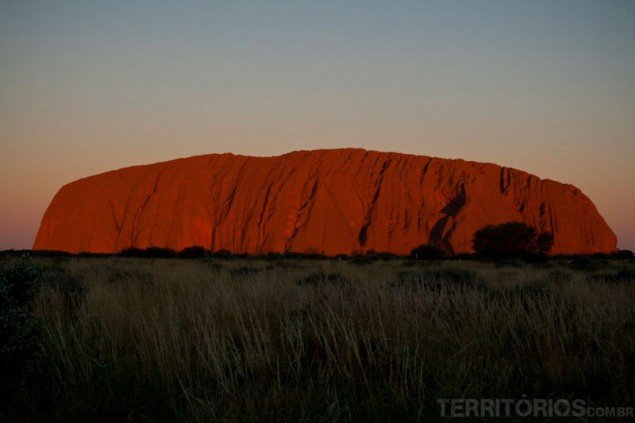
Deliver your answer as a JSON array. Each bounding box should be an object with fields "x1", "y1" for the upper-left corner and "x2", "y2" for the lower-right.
[{"x1": 2, "y1": 255, "x2": 634, "y2": 421}]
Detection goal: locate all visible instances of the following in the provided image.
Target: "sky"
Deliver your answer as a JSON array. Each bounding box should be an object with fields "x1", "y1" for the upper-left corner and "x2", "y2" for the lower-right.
[{"x1": 1, "y1": 0, "x2": 634, "y2": 251}]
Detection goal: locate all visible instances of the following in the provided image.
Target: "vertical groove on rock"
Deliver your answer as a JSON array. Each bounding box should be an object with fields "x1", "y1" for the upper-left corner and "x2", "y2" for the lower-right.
[
  {"x1": 417, "y1": 158, "x2": 433, "y2": 245},
  {"x1": 358, "y1": 157, "x2": 392, "y2": 248},
  {"x1": 286, "y1": 172, "x2": 320, "y2": 252},
  {"x1": 131, "y1": 170, "x2": 163, "y2": 248}
]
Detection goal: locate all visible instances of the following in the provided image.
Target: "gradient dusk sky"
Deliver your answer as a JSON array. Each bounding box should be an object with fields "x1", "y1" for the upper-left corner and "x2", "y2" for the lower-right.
[{"x1": 1, "y1": 0, "x2": 634, "y2": 251}]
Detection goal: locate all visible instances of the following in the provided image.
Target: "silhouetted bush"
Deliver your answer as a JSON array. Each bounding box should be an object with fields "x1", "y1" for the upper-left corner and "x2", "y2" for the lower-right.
[
  {"x1": 212, "y1": 249, "x2": 233, "y2": 258},
  {"x1": 364, "y1": 250, "x2": 378, "y2": 259},
  {"x1": 374, "y1": 252, "x2": 401, "y2": 260},
  {"x1": 410, "y1": 244, "x2": 445, "y2": 260},
  {"x1": 145, "y1": 247, "x2": 177, "y2": 258},
  {"x1": 350, "y1": 255, "x2": 372, "y2": 265},
  {"x1": 610, "y1": 250, "x2": 634, "y2": 259},
  {"x1": 177, "y1": 246, "x2": 209, "y2": 258},
  {"x1": 119, "y1": 247, "x2": 177, "y2": 258},
  {"x1": 1, "y1": 249, "x2": 74, "y2": 258},
  {"x1": 75, "y1": 252, "x2": 110, "y2": 258},
  {"x1": 117, "y1": 248, "x2": 142, "y2": 257},
  {"x1": 472, "y1": 222, "x2": 553, "y2": 259},
  {"x1": 301, "y1": 252, "x2": 328, "y2": 260},
  {"x1": 569, "y1": 257, "x2": 609, "y2": 271},
  {"x1": 265, "y1": 252, "x2": 284, "y2": 261},
  {"x1": 536, "y1": 232, "x2": 554, "y2": 256}
]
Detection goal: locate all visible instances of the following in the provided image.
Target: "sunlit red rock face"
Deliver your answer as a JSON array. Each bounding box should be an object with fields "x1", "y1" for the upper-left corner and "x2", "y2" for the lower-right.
[{"x1": 34, "y1": 149, "x2": 616, "y2": 255}]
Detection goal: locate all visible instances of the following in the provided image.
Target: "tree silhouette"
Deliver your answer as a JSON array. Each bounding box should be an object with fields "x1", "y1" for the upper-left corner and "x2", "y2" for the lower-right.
[
  {"x1": 536, "y1": 232, "x2": 554, "y2": 255},
  {"x1": 472, "y1": 222, "x2": 553, "y2": 258},
  {"x1": 410, "y1": 244, "x2": 445, "y2": 259}
]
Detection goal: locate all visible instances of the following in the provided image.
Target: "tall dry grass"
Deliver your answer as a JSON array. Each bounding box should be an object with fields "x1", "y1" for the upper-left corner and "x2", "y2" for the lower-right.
[{"x1": 8, "y1": 257, "x2": 635, "y2": 421}]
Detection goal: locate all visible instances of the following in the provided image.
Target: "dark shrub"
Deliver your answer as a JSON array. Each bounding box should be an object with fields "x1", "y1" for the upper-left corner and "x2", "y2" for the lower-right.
[
  {"x1": 144, "y1": 247, "x2": 177, "y2": 258},
  {"x1": 364, "y1": 249, "x2": 378, "y2": 258},
  {"x1": 350, "y1": 255, "x2": 372, "y2": 265},
  {"x1": 569, "y1": 257, "x2": 609, "y2": 271},
  {"x1": 610, "y1": 250, "x2": 634, "y2": 259},
  {"x1": 410, "y1": 244, "x2": 445, "y2": 260},
  {"x1": 371, "y1": 252, "x2": 400, "y2": 260},
  {"x1": 212, "y1": 249, "x2": 233, "y2": 258},
  {"x1": 0, "y1": 259, "x2": 43, "y2": 405},
  {"x1": 472, "y1": 222, "x2": 553, "y2": 259},
  {"x1": 303, "y1": 252, "x2": 327, "y2": 260},
  {"x1": 265, "y1": 252, "x2": 284, "y2": 261},
  {"x1": 76, "y1": 251, "x2": 109, "y2": 258},
  {"x1": 282, "y1": 252, "x2": 305, "y2": 259},
  {"x1": 178, "y1": 246, "x2": 209, "y2": 258},
  {"x1": 536, "y1": 232, "x2": 554, "y2": 255},
  {"x1": 365, "y1": 250, "x2": 398, "y2": 260},
  {"x1": 283, "y1": 251, "x2": 326, "y2": 259},
  {"x1": 118, "y1": 247, "x2": 143, "y2": 257},
  {"x1": 119, "y1": 247, "x2": 176, "y2": 258},
  {"x1": 569, "y1": 257, "x2": 591, "y2": 269},
  {"x1": 1, "y1": 250, "x2": 73, "y2": 258}
]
